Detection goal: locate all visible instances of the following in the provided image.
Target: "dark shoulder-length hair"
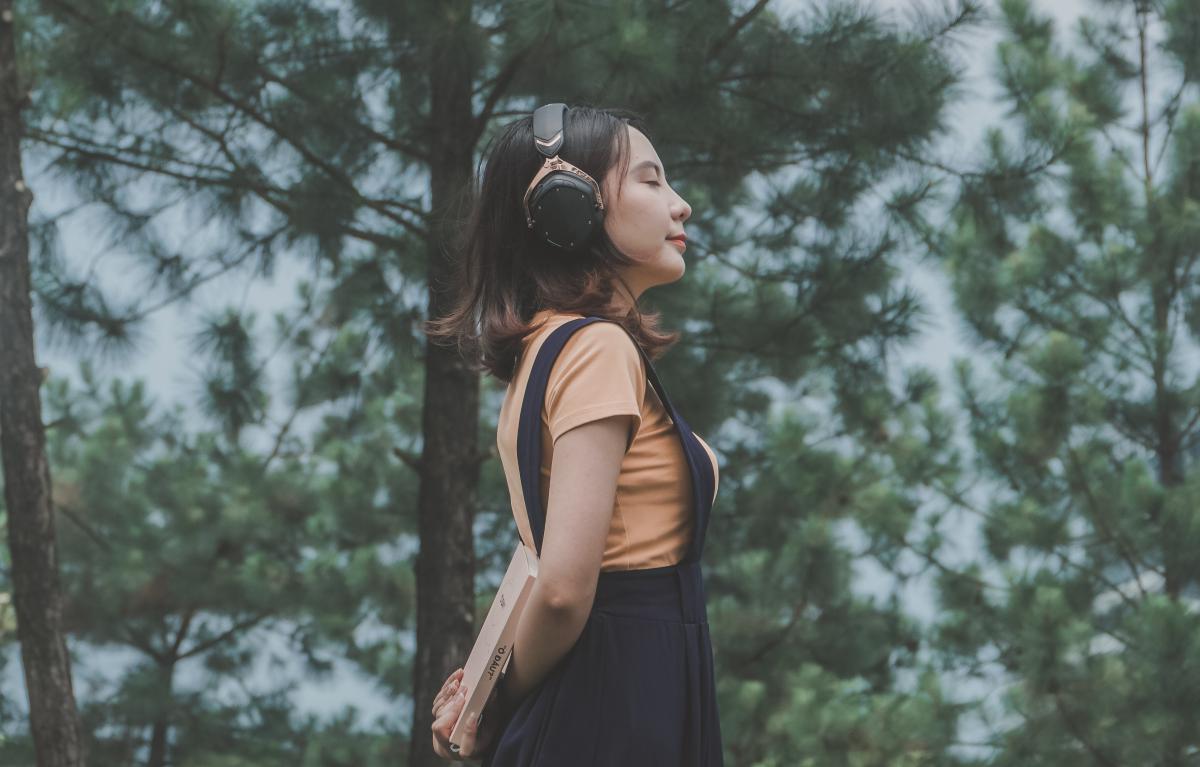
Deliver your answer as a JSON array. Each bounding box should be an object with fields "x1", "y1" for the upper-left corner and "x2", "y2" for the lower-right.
[{"x1": 424, "y1": 104, "x2": 679, "y2": 384}]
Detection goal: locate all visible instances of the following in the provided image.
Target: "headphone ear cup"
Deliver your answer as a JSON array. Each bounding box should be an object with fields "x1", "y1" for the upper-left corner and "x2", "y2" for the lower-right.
[{"x1": 528, "y1": 172, "x2": 603, "y2": 252}]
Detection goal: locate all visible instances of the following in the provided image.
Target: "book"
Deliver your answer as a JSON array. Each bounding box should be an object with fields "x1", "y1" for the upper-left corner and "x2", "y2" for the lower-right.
[{"x1": 449, "y1": 539, "x2": 539, "y2": 752}]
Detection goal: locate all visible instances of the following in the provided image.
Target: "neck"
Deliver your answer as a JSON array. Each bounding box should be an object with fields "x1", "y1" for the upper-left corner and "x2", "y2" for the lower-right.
[{"x1": 609, "y1": 278, "x2": 640, "y2": 316}]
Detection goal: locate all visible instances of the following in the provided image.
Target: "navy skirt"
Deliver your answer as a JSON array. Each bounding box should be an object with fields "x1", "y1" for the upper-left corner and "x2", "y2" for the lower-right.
[{"x1": 482, "y1": 561, "x2": 723, "y2": 766}]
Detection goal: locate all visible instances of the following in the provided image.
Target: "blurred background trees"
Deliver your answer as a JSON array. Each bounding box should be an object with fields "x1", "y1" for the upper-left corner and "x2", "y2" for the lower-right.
[
  {"x1": 2, "y1": 0, "x2": 1198, "y2": 765},
  {"x1": 912, "y1": 0, "x2": 1200, "y2": 763}
]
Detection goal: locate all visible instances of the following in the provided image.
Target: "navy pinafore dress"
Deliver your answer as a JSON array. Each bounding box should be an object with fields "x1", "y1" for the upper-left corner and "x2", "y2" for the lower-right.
[{"x1": 482, "y1": 316, "x2": 724, "y2": 766}]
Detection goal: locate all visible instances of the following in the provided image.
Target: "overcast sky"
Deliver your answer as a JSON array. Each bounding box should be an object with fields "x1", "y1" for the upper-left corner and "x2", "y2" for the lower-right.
[{"x1": 33, "y1": 0, "x2": 1090, "y2": 408}]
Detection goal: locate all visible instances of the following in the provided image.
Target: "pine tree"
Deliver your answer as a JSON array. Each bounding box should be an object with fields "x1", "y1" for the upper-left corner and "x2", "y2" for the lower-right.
[
  {"x1": 921, "y1": 0, "x2": 1200, "y2": 762},
  {"x1": 2, "y1": 315, "x2": 418, "y2": 765},
  {"x1": 11, "y1": 0, "x2": 989, "y2": 763},
  {"x1": 0, "y1": 0, "x2": 86, "y2": 763}
]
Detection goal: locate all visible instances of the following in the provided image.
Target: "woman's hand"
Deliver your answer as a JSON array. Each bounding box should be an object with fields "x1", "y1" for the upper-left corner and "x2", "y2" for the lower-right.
[{"x1": 430, "y1": 667, "x2": 503, "y2": 761}]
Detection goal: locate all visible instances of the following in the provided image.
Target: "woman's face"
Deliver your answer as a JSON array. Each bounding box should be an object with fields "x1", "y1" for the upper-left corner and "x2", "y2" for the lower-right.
[{"x1": 601, "y1": 126, "x2": 692, "y2": 303}]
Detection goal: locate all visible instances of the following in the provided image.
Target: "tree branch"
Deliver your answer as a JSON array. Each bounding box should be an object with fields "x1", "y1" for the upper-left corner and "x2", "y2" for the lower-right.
[
  {"x1": 55, "y1": 502, "x2": 112, "y2": 552},
  {"x1": 471, "y1": 44, "x2": 537, "y2": 147},
  {"x1": 707, "y1": 0, "x2": 772, "y2": 62},
  {"x1": 43, "y1": 0, "x2": 428, "y2": 240},
  {"x1": 176, "y1": 611, "x2": 272, "y2": 662}
]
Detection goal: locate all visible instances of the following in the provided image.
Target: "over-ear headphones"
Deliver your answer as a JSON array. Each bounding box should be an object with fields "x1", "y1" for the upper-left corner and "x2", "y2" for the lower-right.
[{"x1": 523, "y1": 103, "x2": 605, "y2": 253}]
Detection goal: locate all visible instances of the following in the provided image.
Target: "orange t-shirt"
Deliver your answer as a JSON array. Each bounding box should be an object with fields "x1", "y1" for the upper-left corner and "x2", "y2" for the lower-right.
[{"x1": 495, "y1": 309, "x2": 719, "y2": 572}]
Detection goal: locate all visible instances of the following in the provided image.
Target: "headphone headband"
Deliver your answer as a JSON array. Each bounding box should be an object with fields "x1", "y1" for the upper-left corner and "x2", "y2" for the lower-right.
[{"x1": 532, "y1": 103, "x2": 568, "y2": 158}]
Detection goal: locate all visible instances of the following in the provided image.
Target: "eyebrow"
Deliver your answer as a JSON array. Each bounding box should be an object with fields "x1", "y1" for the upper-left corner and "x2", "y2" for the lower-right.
[{"x1": 629, "y1": 160, "x2": 663, "y2": 177}]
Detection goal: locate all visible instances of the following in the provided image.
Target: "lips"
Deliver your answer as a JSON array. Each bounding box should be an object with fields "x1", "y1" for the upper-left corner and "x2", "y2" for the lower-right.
[{"x1": 667, "y1": 234, "x2": 687, "y2": 244}]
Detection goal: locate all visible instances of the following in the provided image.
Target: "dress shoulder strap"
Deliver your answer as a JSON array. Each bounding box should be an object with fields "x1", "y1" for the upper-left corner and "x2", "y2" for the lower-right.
[{"x1": 516, "y1": 317, "x2": 675, "y2": 555}]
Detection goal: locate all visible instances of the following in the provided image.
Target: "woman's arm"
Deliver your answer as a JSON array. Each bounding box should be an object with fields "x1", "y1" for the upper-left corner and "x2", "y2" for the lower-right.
[{"x1": 499, "y1": 412, "x2": 632, "y2": 706}]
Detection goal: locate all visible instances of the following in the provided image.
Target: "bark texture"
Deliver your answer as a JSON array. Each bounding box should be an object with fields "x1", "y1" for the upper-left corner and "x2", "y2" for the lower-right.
[{"x1": 0, "y1": 2, "x2": 87, "y2": 764}]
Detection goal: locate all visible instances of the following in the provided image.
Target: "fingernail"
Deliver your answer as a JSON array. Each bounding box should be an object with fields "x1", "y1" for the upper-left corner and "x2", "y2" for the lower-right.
[{"x1": 467, "y1": 711, "x2": 479, "y2": 727}]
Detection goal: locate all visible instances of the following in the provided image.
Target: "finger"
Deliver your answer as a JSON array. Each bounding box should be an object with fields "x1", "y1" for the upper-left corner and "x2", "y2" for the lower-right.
[
  {"x1": 432, "y1": 685, "x2": 469, "y2": 743},
  {"x1": 442, "y1": 684, "x2": 477, "y2": 758},
  {"x1": 433, "y1": 684, "x2": 463, "y2": 725},
  {"x1": 432, "y1": 731, "x2": 451, "y2": 760},
  {"x1": 432, "y1": 676, "x2": 461, "y2": 715},
  {"x1": 437, "y1": 668, "x2": 463, "y2": 700},
  {"x1": 443, "y1": 669, "x2": 465, "y2": 696},
  {"x1": 457, "y1": 706, "x2": 481, "y2": 758},
  {"x1": 434, "y1": 669, "x2": 464, "y2": 706}
]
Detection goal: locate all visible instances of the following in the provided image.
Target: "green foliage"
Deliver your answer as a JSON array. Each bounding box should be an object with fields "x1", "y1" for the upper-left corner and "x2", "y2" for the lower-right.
[
  {"x1": 923, "y1": 0, "x2": 1200, "y2": 762},
  {"x1": 2, "y1": 0, "x2": 994, "y2": 763}
]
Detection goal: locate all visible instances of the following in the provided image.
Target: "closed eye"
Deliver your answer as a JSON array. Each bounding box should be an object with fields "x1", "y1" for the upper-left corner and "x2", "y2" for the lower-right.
[{"x1": 645, "y1": 180, "x2": 661, "y2": 186}]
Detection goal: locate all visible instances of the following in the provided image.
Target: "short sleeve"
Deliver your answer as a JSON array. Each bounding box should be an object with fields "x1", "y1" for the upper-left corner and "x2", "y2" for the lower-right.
[{"x1": 544, "y1": 322, "x2": 646, "y2": 450}]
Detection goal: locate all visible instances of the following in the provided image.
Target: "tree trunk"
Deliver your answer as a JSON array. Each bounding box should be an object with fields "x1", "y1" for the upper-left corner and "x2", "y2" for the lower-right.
[
  {"x1": 409, "y1": 2, "x2": 482, "y2": 765},
  {"x1": 146, "y1": 661, "x2": 174, "y2": 767},
  {"x1": 0, "y1": 2, "x2": 87, "y2": 765},
  {"x1": 147, "y1": 716, "x2": 167, "y2": 767}
]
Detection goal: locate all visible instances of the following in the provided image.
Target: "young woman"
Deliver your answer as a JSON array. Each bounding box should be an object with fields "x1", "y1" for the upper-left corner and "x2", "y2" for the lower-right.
[{"x1": 425, "y1": 103, "x2": 723, "y2": 765}]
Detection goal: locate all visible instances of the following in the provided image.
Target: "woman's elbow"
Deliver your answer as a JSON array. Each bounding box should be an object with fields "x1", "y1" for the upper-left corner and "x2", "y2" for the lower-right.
[{"x1": 540, "y1": 579, "x2": 596, "y2": 616}]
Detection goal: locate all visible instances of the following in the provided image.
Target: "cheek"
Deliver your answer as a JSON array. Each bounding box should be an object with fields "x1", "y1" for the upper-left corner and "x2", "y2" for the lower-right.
[
  {"x1": 607, "y1": 189, "x2": 660, "y2": 239},
  {"x1": 600, "y1": 189, "x2": 667, "y2": 254},
  {"x1": 609, "y1": 194, "x2": 648, "y2": 234}
]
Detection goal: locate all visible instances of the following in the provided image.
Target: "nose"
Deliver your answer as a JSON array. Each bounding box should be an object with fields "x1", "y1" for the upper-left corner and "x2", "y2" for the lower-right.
[{"x1": 672, "y1": 192, "x2": 691, "y2": 222}]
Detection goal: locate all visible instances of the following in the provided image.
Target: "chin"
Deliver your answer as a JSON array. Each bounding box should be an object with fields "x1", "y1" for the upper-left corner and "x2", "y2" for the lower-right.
[
  {"x1": 654, "y1": 263, "x2": 685, "y2": 288},
  {"x1": 669, "y1": 253, "x2": 686, "y2": 280}
]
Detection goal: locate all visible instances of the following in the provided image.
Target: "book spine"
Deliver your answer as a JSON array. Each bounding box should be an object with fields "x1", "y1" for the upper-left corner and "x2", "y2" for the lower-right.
[{"x1": 449, "y1": 571, "x2": 535, "y2": 749}]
